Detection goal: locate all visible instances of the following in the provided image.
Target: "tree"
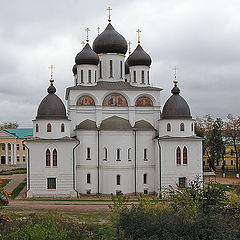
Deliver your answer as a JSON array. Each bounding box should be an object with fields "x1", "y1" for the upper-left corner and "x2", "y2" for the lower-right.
[
  {"x1": 0, "y1": 122, "x2": 19, "y2": 129},
  {"x1": 224, "y1": 114, "x2": 240, "y2": 172}
]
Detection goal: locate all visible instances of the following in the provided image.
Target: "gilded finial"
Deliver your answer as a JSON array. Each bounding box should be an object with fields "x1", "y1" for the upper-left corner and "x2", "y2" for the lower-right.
[
  {"x1": 173, "y1": 66, "x2": 178, "y2": 86},
  {"x1": 136, "y1": 29, "x2": 141, "y2": 45},
  {"x1": 128, "y1": 41, "x2": 132, "y2": 55},
  {"x1": 85, "y1": 28, "x2": 90, "y2": 42},
  {"x1": 81, "y1": 41, "x2": 85, "y2": 48},
  {"x1": 48, "y1": 64, "x2": 56, "y2": 85},
  {"x1": 97, "y1": 27, "x2": 100, "y2": 36},
  {"x1": 107, "y1": 6, "x2": 112, "y2": 22}
]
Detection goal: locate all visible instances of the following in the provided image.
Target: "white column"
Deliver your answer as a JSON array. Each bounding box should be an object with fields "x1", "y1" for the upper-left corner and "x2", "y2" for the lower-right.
[
  {"x1": 5, "y1": 143, "x2": 8, "y2": 165},
  {"x1": 11, "y1": 144, "x2": 13, "y2": 165},
  {"x1": 13, "y1": 143, "x2": 16, "y2": 165}
]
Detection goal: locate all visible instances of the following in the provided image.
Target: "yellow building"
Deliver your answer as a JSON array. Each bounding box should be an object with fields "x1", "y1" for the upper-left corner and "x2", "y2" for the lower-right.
[{"x1": 0, "y1": 129, "x2": 33, "y2": 167}]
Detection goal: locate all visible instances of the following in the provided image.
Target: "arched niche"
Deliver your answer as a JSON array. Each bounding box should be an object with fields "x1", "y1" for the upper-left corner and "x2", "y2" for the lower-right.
[
  {"x1": 102, "y1": 93, "x2": 128, "y2": 107},
  {"x1": 135, "y1": 96, "x2": 153, "y2": 107},
  {"x1": 77, "y1": 95, "x2": 95, "y2": 106}
]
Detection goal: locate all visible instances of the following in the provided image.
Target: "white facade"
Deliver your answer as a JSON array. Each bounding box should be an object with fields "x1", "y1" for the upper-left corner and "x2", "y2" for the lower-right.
[{"x1": 27, "y1": 20, "x2": 203, "y2": 198}]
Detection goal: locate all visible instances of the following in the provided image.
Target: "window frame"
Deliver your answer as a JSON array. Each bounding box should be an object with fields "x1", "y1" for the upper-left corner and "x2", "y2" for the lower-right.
[
  {"x1": 86, "y1": 147, "x2": 91, "y2": 160},
  {"x1": 180, "y1": 123, "x2": 185, "y2": 131},
  {"x1": 88, "y1": 69, "x2": 91, "y2": 83},
  {"x1": 143, "y1": 173, "x2": 147, "y2": 184},
  {"x1": 176, "y1": 147, "x2": 181, "y2": 165},
  {"x1": 120, "y1": 61, "x2": 123, "y2": 79},
  {"x1": 61, "y1": 123, "x2": 65, "y2": 132},
  {"x1": 87, "y1": 173, "x2": 91, "y2": 184},
  {"x1": 183, "y1": 147, "x2": 188, "y2": 165},
  {"x1": 141, "y1": 70, "x2": 144, "y2": 84},
  {"x1": 46, "y1": 149, "x2": 51, "y2": 167},
  {"x1": 47, "y1": 178, "x2": 56, "y2": 190},
  {"x1": 53, "y1": 149, "x2": 57, "y2": 167},
  {"x1": 144, "y1": 148, "x2": 148, "y2": 161},
  {"x1": 110, "y1": 60, "x2": 113, "y2": 78},
  {"x1": 47, "y1": 123, "x2": 52, "y2": 132},
  {"x1": 81, "y1": 69, "x2": 84, "y2": 83},
  {"x1": 36, "y1": 123, "x2": 39, "y2": 133},
  {"x1": 116, "y1": 174, "x2": 121, "y2": 185},
  {"x1": 99, "y1": 61, "x2": 102, "y2": 79},
  {"x1": 116, "y1": 148, "x2": 121, "y2": 161},
  {"x1": 103, "y1": 147, "x2": 108, "y2": 161},
  {"x1": 128, "y1": 148, "x2": 131, "y2": 161},
  {"x1": 167, "y1": 123, "x2": 171, "y2": 132},
  {"x1": 179, "y1": 177, "x2": 186, "y2": 188},
  {"x1": 133, "y1": 71, "x2": 136, "y2": 82}
]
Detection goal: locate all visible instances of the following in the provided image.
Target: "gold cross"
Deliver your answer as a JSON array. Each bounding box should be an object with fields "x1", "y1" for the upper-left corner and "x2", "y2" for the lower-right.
[
  {"x1": 48, "y1": 64, "x2": 56, "y2": 85},
  {"x1": 173, "y1": 66, "x2": 178, "y2": 86},
  {"x1": 107, "y1": 6, "x2": 112, "y2": 22},
  {"x1": 81, "y1": 41, "x2": 85, "y2": 48},
  {"x1": 128, "y1": 41, "x2": 132, "y2": 54},
  {"x1": 85, "y1": 28, "x2": 90, "y2": 42},
  {"x1": 136, "y1": 29, "x2": 141, "y2": 44},
  {"x1": 97, "y1": 27, "x2": 100, "y2": 36}
]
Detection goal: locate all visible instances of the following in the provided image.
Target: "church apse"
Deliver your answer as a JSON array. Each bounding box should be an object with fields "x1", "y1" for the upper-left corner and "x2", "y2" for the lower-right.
[
  {"x1": 103, "y1": 93, "x2": 128, "y2": 107},
  {"x1": 77, "y1": 95, "x2": 95, "y2": 106}
]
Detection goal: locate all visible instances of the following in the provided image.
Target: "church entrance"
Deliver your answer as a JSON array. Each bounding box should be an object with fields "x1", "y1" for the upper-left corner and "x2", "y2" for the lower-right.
[{"x1": 1, "y1": 156, "x2": 6, "y2": 164}]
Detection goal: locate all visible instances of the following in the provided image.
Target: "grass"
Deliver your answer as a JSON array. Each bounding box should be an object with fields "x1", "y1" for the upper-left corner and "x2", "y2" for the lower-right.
[
  {"x1": 0, "y1": 169, "x2": 26, "y2": 175},
  {"x1": 0, "y1": 179, "x2": 11, "y2": 188},
  {"x1": 10, "y1": 178, "x2": 27, "y2": 199}
]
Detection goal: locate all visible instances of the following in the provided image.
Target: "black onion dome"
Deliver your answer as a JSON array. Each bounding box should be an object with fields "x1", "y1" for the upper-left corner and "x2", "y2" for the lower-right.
[
  {"x1": 75, "y1": 43, "x2": 99, "y2": 66},
  {"x1": 127, "y1": 45, "x2": 152, "y2": 67},
  {"x1": 36, "y1": 85, "x2": 67, "y2": 120},
  {"x1": 72, "y1": 64, "x2": 77, "y2": 75},
  {"x1": 93, "y1": 23, "x2": 127, "y2": 54},
  {"x1": 161, "y1": 86, "x2": 192, "y2": 119}
]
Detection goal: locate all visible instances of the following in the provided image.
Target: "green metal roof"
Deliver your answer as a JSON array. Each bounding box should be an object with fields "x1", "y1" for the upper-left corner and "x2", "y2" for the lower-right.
[{"x1": 3, "y1": 128, "x2": 33, "y2": 139}]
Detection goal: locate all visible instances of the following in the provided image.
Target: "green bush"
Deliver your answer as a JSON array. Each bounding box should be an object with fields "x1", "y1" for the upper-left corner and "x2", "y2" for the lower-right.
[{"x1": 0, "y1": 169, "x2": 27, "y2": 175}]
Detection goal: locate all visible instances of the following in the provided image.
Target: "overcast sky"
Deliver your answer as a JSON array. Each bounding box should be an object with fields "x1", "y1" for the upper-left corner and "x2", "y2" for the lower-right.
[{"x1": 0, "y1": 0, "x2": 239, "y2": 127}]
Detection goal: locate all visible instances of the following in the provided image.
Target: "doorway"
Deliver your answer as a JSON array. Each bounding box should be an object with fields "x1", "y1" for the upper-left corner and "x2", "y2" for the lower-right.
[{"x1": 1, "y1": 156, "x2": 6, "y2": 164}]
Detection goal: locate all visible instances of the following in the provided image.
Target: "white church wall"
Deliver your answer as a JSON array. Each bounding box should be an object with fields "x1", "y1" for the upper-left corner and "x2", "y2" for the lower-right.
[
  {"x1": 27, "y1": 140, "x2": 77, "y2": 198},
  {"x1": 76, "y1": 64, "x2": 98, "y2": 85},
  {"x1": 129, "y1": 65, "x2": 150, "y2": 86}
]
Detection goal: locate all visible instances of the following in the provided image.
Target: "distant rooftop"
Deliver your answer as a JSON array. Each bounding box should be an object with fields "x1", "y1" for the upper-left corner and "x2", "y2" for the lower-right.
[{"x1": 3, "y1": 128, "x2": 33, "y2": 139}]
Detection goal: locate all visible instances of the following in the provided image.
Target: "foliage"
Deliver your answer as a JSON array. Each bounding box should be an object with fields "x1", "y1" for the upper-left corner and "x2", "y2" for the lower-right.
[
  {"x1": 0, "y1": 168, "x2": 27, "y2": 175},
  {"x1": 9, "y1": 178, "x2": 27, "y2": 199},
  {"x1": 0, "y1": 179, "x2": 11, "y2": 188},
  {"x1": 0, "y1": 187, "x2": 11, "y2": 224},
  {"x1": 0, "y1": 122, "x2": 19, "y2": 129}
]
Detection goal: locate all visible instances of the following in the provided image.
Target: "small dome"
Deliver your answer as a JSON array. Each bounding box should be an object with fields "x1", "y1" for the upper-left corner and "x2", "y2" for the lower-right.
[
  {"x1": 127, "y1": 45, "x2": 152, "y2": 67},
  {"x1": 161, "y1": 85, "x2": 192, "y2": 119},
  {"x1": 125, "y1": 60, "x2": 130, "y2": 74},
  {"x1": 75, "y1": 43, "x2": 99, "y2": 66},
  {"x1": 93, "y1": 23, "x2": 127, "y2": 54},
  {"x1": 128, "y1": 45, "x2": 152, "y2": 67},
  {"x1": 72, "y1": 64, "x2": 77, "y2": 75},
  {"x1": 36, "y1": 84, "x2": 67, "y2": 120}
]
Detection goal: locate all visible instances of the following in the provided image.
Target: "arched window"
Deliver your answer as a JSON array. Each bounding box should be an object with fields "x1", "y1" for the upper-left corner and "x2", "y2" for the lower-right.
[
  {"x1": 180, "y1": 123, "x2": 184, "y2": 131},
  {"x1": 95, "y1": 70, "x2": 97, "y2": 82},
  {"x1": 53, "y1": 149, "x2": 57, "y2": 166},
  {"x1": 176, "y1": 147, "x2": 181, "y2": 165},
  {"x1": 147, "y1": 71, "x2": 150, "y2": 85},
  {"x1": 183, "y1": 147, "x2": 187, "y2": 164},
  {"x1": 77, "y1": 95, "x2": 95, "y2": 106},
  {"x1": 36, "y1": 124, "x2": 39, "y2": 132},
  {"x1": 47, "y1": 123, "x2": 51, "y2": 132},
  {"x1": 144, "y1": 148, "x2": 148, "y2": 161},
  {"x1": 167, "y1": 123, "x2": 171, "y2": 132},
  {"x1": 104, "y1": 147, "x2": 108, "y2": 160},
  {"x1": 81, "y1": 70, "x2": 84, "y2": 83},
  {"x1": 103, "y1": 93, "x2": 128, "y2": 107},
  {"x1": 116, "y1": 175, "x2": 121, "y2": 185},
  {"x1": 143, "y1": 173, "x2": 147, "y2": 184},
  {"x1": 61, "y1": 123, "x2": 65, "y2": 132},
  {"x1": 128, "y1": 148, "x2": 131, "y2": 161},
  {"x1": 99, "y1": 61, "x2": 102, "y2": 79},
  {"x1": 120, "y1": 61, "x2": 123, "y2": 79},
  {"x1": 110, "y1": 60, "x2": 113, "y2": 77},
  {"x1": 46, "y1": 149, "x2": 50, "y2": 166},
  {"x1": 88, "y1": 70, "x2": 91, "y2": 83},
  {"x1": 87, "y1": 173, "x2": 91, "y2": 184},
  {"x1": 87, "y1": 147, "x2": 91, "y2": 160},
  {"x1": 135, "y1": 96, "x2": 153, "y2": 107},
  {"x1": 141, "y1": 70, "x2": 144, "y2": 84},
  {"x1": 116, "y1": 148, "x2": 121, "y2": 161},
  {"x1": 133, "y1": 71, "x2": 136, "y2": 82}
]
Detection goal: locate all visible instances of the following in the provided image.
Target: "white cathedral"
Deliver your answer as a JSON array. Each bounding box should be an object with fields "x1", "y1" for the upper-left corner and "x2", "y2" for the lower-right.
[{"x1": 26, "y1": 14, "x2": 203, "y2": 198}]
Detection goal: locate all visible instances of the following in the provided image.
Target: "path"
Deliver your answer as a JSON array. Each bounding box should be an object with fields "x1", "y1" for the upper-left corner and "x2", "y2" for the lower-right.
[{"x1": 4, "y1": 174, "x2": 26, "y2": 193}]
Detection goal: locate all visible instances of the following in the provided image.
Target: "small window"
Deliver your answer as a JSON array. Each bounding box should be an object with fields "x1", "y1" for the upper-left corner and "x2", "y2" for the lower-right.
[
  {"x1": 128, "y1": 148, "x2": 131, "y2": 161},
  {"x1": 167, "y1": 123, "x2": 171, "y2": 132},
  {"x1": 8, "y1": 144, "x2": 11, "y2": 151},
  {"x1": 53, "y1": 149, "x2": 57, "y2": 167},
  {"x1": 179, "y1": 177, "x2": 186, "y2": 188},
  {"x1": 176, "y1": 147, "x2": 181, "y2": 165},
  {"x1": 183, "y1": 147, "x2": 187, "y2": 164},
  {"x1": 47, "y1": 123, "x2": 51, "y2": 132},
  {"x1": 88, "y1": 69, "x2": 91, "y2": 83},
  {"x1": 23, "y1": 145, "x2": 25, "y2": 151},
  {"x1": 95, "y1": 70, "x2": 97, "y2": 82},
  {"x1": 86, "y1": 190, "x2": 91, "y2": 194},
  {"x1": 141, "y1": 70, "x2": 144, "y2": 84},
  {"x1": 99, "y1": 61, "x2": 102, "y2": 78},
  {"x1": 144, "y1": 189, "x2": 148, "y2": 194},
  {"x1": 17, "y1": 144, "x2": 20, "y2": 151},
  {"x1": 22, "y1": 156, "x2": 26, "y2": 162},
  {"x1": 110, "y1": 60, "x2": 113, "y2": 77},
  {"x1": 47, "y1": 178, "x2": 56, "y2": 189},
  {"x1": 143, "y1": 173, "x2": 147, "y2": 184},
  {"x1": 191, "y1": 123, "x2": 194, "y2": 132},
  {"x1": 104, "y1": 147, "x2": 108, "y2": 160},
  {"x1": 116, "y1": 148, "x2": 121, "y2": 161},
  {"x1": 87, "y1": 147, "x2": 91, "y2": 160},
  {"x1": 120, "y1": 61, "x2": 123, "y2": 78},
  {"x1": 17, "y1": 156, "x2": 20, "y2": 162},
  {"x1": 2, "y1": 144, "x2": 5, "y2": 151},
  {"x1": 36, "y1": 123, "x2": 39, "y2": 132},
  {"x1": 147, "y1": 71, "x2": 150, "y2": 85},
  {"x1": 144, "y1": 148, "x2": 147, "y2": 161},
  {"x1": 46, "y1": 149, "x2": 50, "y2": 166},
  {"x1": 8, "y1": 156, "x2": 11, "y2": 162},
  {"x1": 116, "y1": 175, "x2": 121, "y2": 185},
  {"x1": 61, "y1": 123, "x2": 65, "y2": 132},
  {"x1": 133, "y1": 71, "x2": 136, "y2": 82},
  {"x1": 81, "y1": 70, "x2": 84, "y2": 83},
  {"x1": 87, "y1": 173, "x2": 91, "y2": 184},
  {"x1": 180, "y1": 123, "x2": 184, "y2": 131}
]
